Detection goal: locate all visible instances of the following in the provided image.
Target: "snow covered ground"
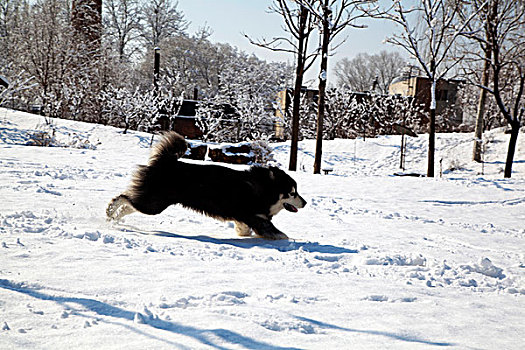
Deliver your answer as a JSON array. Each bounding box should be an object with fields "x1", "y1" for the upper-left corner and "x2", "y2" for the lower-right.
[{"x1": 1, "y1": 107, "x2": 524, "y2": 349}]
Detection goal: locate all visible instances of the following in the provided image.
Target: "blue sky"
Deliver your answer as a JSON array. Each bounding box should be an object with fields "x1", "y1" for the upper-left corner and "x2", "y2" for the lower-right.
[{"x1": 178, "y1": 0, "x2": 404, "y2": 85}]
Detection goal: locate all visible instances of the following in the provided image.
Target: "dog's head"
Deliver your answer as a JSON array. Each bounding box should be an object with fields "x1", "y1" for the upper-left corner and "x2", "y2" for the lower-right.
[{"x1": 268, "y1": 166, "x2": 307, "y2": 216}]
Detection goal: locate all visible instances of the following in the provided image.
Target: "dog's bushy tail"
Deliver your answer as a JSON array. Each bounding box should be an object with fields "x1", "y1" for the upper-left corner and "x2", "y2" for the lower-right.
[
  {"x1": 106, "y1": 132, "x2": 187, "y2": 220},
  {"x1": 149, "y1": 132, "x2": 188, "y2": 165}
]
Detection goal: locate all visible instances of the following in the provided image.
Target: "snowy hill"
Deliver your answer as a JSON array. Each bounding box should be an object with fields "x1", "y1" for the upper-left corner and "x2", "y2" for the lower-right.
[{"x1": 1, "y1": 108, "x2": 524, "y2": 349}]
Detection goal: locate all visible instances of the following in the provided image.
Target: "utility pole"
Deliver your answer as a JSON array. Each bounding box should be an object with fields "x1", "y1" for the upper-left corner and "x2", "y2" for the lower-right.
[{"x1": 153, "y1": 47, "x2": 160, "y2": 97}]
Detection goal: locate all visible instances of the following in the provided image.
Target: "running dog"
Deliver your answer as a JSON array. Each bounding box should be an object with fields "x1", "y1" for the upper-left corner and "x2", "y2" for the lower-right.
[{"x1": 106, "y1": 132, "x2": 306, "y2": 240}]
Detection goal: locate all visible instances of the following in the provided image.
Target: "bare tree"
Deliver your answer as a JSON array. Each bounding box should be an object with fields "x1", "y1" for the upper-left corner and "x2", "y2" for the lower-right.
[
  {"x1": 334, "y1": 55, "x2": 373, "y2": 92},
  {"x1": 300, "y1": 0, "x2": 371, "y2": 174},
  {"x1": 72, "y1": 0, "x2": 102, "y2": 52},
  {"x1": 12, "y1": 0, "x2": 73, "y2": 112},
  {"x1": 157, "y1": 29, "x2": 235, "y2": 98},
  {"x1": 472, "y1": 52, "x2": 492, "y2": 162},
  {"x1": 480, "y1": 0, "x2": 524, "y2": 177},
  {"x1": 370, "y1": 50, "x2": 407, "y2": 94},
  {"x1": 366, "y1": 0, "x2": 487, "y2": 177},
  {"x1": 334, "y1": 51, "x2": 406, "y2": 94},
  {"x1": 456, "y1": 0, "x2": 495, "y2": 162},
  {"x1": 246, "y1": 0, "x2": 318, "y2": 171},
  {"x1": 103, "y1": 0, "x2": 143, "y2": 62},
  {"x1": 0, "y1": 0, "x2": 22, "y2": 65},
  {"x1": 459, "y1": 0, "x2": 524, "y2": 177},
  {"x1": 140, "y1": 0, "x2": 188, "y2": 48}
]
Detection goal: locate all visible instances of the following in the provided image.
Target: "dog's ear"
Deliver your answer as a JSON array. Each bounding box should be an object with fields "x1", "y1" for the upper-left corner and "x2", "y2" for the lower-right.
[{"x1": 268, "y1": 166, "x2": 279, "y2": 181}]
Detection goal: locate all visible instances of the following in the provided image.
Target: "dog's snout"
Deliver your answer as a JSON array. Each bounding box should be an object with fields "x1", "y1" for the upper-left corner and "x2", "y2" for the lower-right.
[{"x1": 300, "y1": 195, "x2": 307, "y2": 207}]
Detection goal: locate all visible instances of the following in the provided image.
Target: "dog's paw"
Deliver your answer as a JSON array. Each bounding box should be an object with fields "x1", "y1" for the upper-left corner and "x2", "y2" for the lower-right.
[
  {"x1": 272, "y1": 232, "x2": 289, "y2": 240},
  {"x1": 106, "y1": 204, "x2": 116, "y2": 219},
  {"x1": 106, "y1": 198, "x2": 121, "y2": 220},
  {"x1": 106, "y1": 195, "x2": 135, "y2": 221},
  {"x1": 258, "y1": 231, "x2": 289, "y2": 240},
  {"x1": 245, "y1": 217, "x2": 289, "y2": 240}
]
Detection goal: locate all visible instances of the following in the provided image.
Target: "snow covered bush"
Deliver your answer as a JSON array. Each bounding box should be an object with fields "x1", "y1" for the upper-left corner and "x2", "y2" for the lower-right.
[
  {"x1": 207, "y1": 140, "x2": 274, "y2": 165},
  {"x1": 101, "y1": 86, "x2": 159, "y2": 133},
  {"x1": 153, "y1": 74, "x2": 185, "y2": 130},
  {"x1": 65, "y1": 133, "x2": 98, "y2": 150},
  {"x1": 26, "y1": 123, "x2": 98, "y2": 149},
  {"x1": 197, "y1": 94, "x2": 276, "y2": 143},
  {"x1": 445, "y1": 158, "x2": 466, "y2": 173},
  {"x1": 323, "y1": 91, "x2": 425, "y2": 139},
  {"x1": 250, "y1": 140, "x2": 275, "y2": 165},
  {"x1": 293, "y1": 89, "x2": 425, "y2": 141},
  {"x1": 299, "y1": 93, "x2": 318, "y2": 140},
  {"x1": 197, "y1": 53, "x2": 292, "y2": 143},
  {"x1": 26, "y1": 129, "x2": 57, "y2": 147}
]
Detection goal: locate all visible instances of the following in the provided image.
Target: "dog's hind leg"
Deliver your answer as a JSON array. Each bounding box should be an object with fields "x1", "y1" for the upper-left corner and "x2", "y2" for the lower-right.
[
  {"x1": 243, "y1": 216, "x2": 288, "y2": 240},
  {"x1": 234, "y1": 221, "x2": 252, "y2": 237},
  {"x1": 106, "y1": 195, "x2": 136, "y2": 221}
]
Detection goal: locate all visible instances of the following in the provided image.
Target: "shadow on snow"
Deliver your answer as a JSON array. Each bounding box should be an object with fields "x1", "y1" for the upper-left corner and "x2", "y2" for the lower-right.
[
  {"x1": 120, "y1": 225, "x2": 358, "y2": 255},
  {"x1": 0, "y1": 279, "x2": 300, "y2": 350},
  {"x1": 292, "y1": 315, "x2": 455, "y2": 347},
  {"x1": 0, "y1": 126, "x2": 32, "y2": 145},
  {"x1": 1, "y1": 279, "x2": 455, "y2": 348}
]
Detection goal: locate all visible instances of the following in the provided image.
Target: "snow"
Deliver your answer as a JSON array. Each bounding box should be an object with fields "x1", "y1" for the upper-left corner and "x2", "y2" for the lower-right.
[
  {"x1": 430, "y1": 80, "x2": 436, "y2": 110},
  {"x1": 1, "y1": 107, "x2": 524, "y2": 349}
]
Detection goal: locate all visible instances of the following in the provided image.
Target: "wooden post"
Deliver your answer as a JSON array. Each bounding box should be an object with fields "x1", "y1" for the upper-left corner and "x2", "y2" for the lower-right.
[{"x1": 399, "y1": 133, "x2": 405, "y2": 170}]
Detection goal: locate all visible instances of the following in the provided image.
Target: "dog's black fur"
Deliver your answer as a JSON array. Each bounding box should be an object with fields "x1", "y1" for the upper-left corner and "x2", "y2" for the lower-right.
[{"x1": 107, "y1": 132, "x2": 306, "y2": 240}]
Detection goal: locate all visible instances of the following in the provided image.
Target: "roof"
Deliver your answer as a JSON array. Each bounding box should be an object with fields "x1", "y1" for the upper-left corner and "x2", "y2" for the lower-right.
[{"x1": 0, "y1": 75, "x2": 9, "y2": 88}]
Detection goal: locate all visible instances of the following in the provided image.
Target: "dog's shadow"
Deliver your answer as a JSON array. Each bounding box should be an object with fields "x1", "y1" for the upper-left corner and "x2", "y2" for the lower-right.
[{"x1": 120, "y1": 225, "x2": 358, "y2": 255}]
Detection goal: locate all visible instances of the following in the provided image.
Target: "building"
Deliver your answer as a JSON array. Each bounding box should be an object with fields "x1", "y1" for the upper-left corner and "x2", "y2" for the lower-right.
[
  {"x1": 0, "y1": 75, "x2": 8, "y2": 88},
  {"x1": 275, "y1": 87, "x2": 318, "y2": 140},
  {"x1": 388, "y1": 74, "x2": 463, "y2": 125},
  {"x1": 155, "y1": 99, "x2": 203, "y2": 139}
]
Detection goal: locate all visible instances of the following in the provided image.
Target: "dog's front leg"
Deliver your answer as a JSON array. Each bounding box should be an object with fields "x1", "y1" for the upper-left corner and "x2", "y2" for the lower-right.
[{"x1": 244, "y1": 216, "x2": 288, "y2": 240}]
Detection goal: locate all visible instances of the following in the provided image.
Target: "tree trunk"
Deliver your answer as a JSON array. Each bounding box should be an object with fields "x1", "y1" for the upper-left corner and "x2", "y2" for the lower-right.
[
  {"x1": 313, "y1": 1, "x2": 330, "y2": 174},
  {"x1": 428, "y1": 107, "x2": 436, "y2": 177},
  {"x1": 427, "y1": 66, "x2": 436, "y2": 178},
  {"x1": 288, "y1": 6, "x2": 308, "y2": 172},
  {"x1": 504, "y1": 120, "x2": 520, "y2": 178},
  {"x1": 473, "y1": 50, "x2": 491, "y2": 162},
  {"x1": 288, "y1": 63, "x2": 304, "y2": 171}
]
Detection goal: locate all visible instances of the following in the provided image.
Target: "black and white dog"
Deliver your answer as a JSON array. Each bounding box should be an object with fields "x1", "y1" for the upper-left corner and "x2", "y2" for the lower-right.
[{"x1": 106, "y1": 132, "x2": 307, "y2": 240}]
